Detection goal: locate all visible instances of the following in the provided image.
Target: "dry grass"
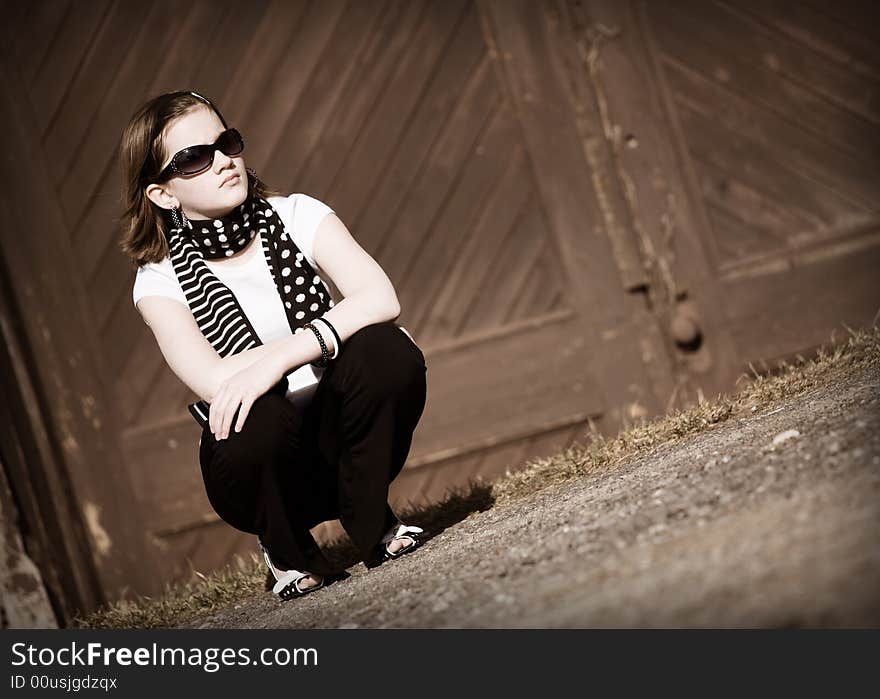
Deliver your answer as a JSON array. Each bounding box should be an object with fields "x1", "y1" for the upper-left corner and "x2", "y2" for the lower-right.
[
  {"x1": 489, "y1": 323, "x2": 879, "y2": 506},
  {"x1": 72, "y1": 323, "x2": 880, "y2": 629}
]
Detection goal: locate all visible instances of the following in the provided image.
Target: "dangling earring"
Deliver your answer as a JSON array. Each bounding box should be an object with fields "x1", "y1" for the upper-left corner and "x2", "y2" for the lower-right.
[
  {"x1": 170, "y1": 205, "x2": 189, "y2": 229},
  {"x1": 246, "y1": 167, "x2": 263, "y2": 188}
]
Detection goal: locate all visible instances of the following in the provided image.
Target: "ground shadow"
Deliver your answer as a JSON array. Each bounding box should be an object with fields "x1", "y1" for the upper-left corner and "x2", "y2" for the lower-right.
[{"x1": 264, "y1": 479, "x2": 496, "y2": 590}]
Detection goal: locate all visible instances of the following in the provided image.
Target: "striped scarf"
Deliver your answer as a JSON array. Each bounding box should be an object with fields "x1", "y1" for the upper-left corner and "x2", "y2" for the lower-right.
[{"x1": 167, "y1": 193, "x2": 334, "y2": 428}]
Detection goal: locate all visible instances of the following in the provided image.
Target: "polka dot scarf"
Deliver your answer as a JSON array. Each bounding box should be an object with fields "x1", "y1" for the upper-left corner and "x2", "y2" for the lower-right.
[{"x1": 167, "y1": 192, "x2": 335, "y2": 428}]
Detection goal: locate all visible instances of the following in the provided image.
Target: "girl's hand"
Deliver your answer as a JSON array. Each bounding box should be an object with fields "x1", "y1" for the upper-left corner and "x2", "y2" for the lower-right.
[{"x1": 209, "y1": 357, "x2": 286, "y2": 440}]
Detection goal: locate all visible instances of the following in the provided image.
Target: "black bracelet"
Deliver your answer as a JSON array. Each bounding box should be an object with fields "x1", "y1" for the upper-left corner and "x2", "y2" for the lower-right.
[
  {"x1": 312, "y1": 317, "x2": 342, "y2": 359},
  {"x1": 304, "y1": 322, "x2": 331, "y2": 367}
]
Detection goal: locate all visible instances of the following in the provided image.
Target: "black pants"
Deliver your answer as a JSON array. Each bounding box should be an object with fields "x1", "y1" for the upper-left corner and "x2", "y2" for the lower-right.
[{"x1": 198, "y1": 321, "x2": 427, "y2": 576}]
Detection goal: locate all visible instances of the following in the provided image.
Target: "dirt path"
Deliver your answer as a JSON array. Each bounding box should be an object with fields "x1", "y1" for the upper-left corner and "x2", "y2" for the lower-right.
[{"x1": 179, "y1": 362, "x2": 880, "y2": 628}]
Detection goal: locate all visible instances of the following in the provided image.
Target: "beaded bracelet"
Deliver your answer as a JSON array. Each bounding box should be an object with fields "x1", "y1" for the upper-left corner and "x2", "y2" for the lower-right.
[
  {"x1": 304, "y1": 322, "x2": 331, "y2": 367},
  {"x1": 312, "y1": 317, "x2": 342, "y2": 359}
]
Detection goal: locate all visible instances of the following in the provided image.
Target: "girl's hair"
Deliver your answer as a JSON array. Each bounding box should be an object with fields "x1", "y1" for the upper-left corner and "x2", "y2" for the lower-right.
[{"x1": 118, "y1": 90, "x2": 283, "y2": 267}]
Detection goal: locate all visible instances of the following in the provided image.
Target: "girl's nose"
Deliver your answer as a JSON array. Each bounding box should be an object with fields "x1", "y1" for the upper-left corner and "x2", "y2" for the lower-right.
[{"x1": 214, "y1": 149, "x2": 234, "y2": 170}]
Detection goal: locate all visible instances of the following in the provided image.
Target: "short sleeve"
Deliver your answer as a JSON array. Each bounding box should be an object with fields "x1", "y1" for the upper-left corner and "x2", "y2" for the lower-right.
[
  {"x1": 132, "y1": 257, "x2": 189, "y2": 310},
  {"x1": 291, "y1": 193, "x2": 335, "y2": 269}
]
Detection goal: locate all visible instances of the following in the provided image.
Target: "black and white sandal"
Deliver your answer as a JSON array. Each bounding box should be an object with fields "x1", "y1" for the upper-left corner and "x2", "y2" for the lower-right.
[
  {"x1": 259, "y1": 541, "x2": 325, "y2": 601},
  {"x1": 272, "y1": 570, "x2": 325, "y2": 601},
  {"x1": 379, "y1": 523, "x2": 424, "y2": 561}
]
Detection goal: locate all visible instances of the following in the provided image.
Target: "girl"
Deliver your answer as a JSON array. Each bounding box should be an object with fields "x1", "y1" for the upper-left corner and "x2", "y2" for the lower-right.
[{"x1": 119, "y1": 90, "x2": 428, "y2": 601}]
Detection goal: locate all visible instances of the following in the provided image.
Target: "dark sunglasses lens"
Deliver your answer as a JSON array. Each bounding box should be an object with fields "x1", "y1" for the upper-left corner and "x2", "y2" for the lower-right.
[
  {"x1": 218, "y1": 129, "x2": 244, "y2": 156},
  {"x1": 176, "y1": 147, "x2": 213, "y2": 175},
  {"x1": 170, "y1": 130, "x2": 243, "y2": 175}
]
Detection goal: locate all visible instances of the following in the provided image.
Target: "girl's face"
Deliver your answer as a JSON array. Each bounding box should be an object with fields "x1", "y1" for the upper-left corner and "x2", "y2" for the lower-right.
[{"x1": 145, "y1": 105, "x2": 247, "y2": 221}]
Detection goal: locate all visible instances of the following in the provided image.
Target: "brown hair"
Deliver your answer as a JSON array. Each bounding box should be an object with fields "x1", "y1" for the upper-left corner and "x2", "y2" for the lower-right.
[{"x1": 118, "y1": 90, "x2": 283, "y2": 267}]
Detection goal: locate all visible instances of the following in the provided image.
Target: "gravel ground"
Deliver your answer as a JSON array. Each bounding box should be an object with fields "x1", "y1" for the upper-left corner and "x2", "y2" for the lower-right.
[{"x1": 179, "y1": 362, "x2": 880, "y2": 628}]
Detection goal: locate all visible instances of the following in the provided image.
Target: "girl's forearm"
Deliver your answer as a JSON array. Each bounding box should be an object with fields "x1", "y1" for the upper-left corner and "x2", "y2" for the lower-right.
[{"x1": 207, "y1": 293, "x2": 399, "y2": 399}]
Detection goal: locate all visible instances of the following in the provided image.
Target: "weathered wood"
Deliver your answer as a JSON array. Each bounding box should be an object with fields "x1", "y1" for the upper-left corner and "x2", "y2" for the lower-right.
[
  {"x1": 0, "y1": 38, "x2": 161, "y2": 608},
  {"x1": 0, "y1": 454, "x2": 57, "y2": 628},
  {"x1": 0, "y1": 283, "x2": 91, "y2": 625},
  {"x1": 477, "y1": 0, "x2": 676, "y2": 425},
  {"x1": 723, "y1": 240, "x2": 880, "y2": 364}
]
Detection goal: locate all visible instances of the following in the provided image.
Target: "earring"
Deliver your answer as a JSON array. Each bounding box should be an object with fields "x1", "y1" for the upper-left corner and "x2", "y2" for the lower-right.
[
  {"x1": 170, "y1": 205, "x2": 189, "y2": 229},
  {"x1": 246, "y1": 167, "x2": 262, "y2": 187}
]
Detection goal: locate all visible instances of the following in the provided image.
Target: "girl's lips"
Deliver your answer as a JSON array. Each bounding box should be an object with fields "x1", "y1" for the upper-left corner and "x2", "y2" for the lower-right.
[{"x1": 220, "y1": 174, "x2": 240, "y2": 187}]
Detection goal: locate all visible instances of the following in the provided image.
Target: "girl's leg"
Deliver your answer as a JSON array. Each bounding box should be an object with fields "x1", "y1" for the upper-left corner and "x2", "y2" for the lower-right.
[
  {"x1": 199, "y1": 391, "x2": 338, "y2": 578},
  {"x1": 311, "y1": 321, "x2": 428, "y2": 567}
]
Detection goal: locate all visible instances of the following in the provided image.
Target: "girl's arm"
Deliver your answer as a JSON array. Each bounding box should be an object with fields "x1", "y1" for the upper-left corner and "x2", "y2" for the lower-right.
[{"x1": 136, "y1": 212, "x2": 401, "y2": 404}]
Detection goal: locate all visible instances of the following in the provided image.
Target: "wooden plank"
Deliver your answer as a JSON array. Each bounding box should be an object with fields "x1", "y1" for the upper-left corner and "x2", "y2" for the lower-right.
[
  {"x1": 104, "y1": 279, "x2": 158, "y2": 399},
  {"x1": 122, "y1": 422, "x2": 213, "y2": 533},
  {"x1": 737, "y1": 0, "x2": 879, "y2": 81},
  {"x1": 803, "y1": 0, "x2": 880, "y2": 44},
  {"x1": 506, "y1": 238, "x2": 566, "y2": 320},
  {"x1": 417, "y1": 142, "x2": 533, "y2": 343},
  {"x1": 218, "y1": 0, "x2": 311, "y2": 131},
  {"x1": 650, "y1": 28, "x2": 880, "y2": 213},
  {"x1": 328, "y1": 0, "x2": 470, "y2": 222},
  {"x1": 374, "y1": 55, "x2": 500, "y2": 289},
  {"x1": 666, "y1": 64, "x2": 876, "y2": 220},
  {"x1": 723, "y1": 239, "x2": 880, "y2": 363},
  {"x1": 0, "y1": 280, "x2": 96, "y2": 624},
  {"x1": 29, "y1": 0, "x2": 109, "y2": 136},
  {"x1": 235, "y1": 1, "x2": 347, "y2": 169},
  {"x1": 576, "y1": 0, "x2": 711, "y2": 307},
  {"x1": 293, "y1": 0, "x2": 426, "y2": 196},
  {"x1": 43, "y1": 0, "x2": 150, "y2": 195},
  {"x1": 545, "y1": 0, "x2": 650, "y2": 293},
  {"x1": 694, "y1": 154, "x2": 822, "y2": 235},
  {"x1": 415, "y1": 312, "x2": 604, "y2": 458},
  {"x1": 13, "y1": 0, "x2": 69, "y2": 86},
  {"x1": 114, "y1": 333, "x2": 169, "y2": 427},
  {"x1": 398, "y1": 103, "x2": 521, "y2": 325},
  {"x1": 651, "y1": 1, "x2": 879, "y2": 162},
  {"x1": 0, "y1": 49, "x2": 161, "y2": 604},
  {"x1": 459, "y1": 195, "x2": 548, "y2": 334},
  {"x1": 704, "y1": 201, "x2": 789, "y2": 265},
  {"x1": 647, "y1": 0, "x2": 880, "y2": 125},
  {"x1": 350, "y1": 1, "x2": 486, "y2": 252},
  {"x1": 258, "y1": 0, "x2": 387, "y2": 192},
  {"x1": 476, "y1": 0, "x2": 677, "y2": 425}
]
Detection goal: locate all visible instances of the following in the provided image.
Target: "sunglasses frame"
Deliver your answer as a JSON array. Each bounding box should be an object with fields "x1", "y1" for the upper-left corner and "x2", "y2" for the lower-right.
[{"x1": 156, "y1": 127, "x2": 245, "y2": 182}]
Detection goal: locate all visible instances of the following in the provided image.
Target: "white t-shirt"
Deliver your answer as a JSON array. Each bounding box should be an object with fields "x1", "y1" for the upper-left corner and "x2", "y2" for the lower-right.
[{"x1": 133, "y1": 192, "x2": 414, "y2": 408}]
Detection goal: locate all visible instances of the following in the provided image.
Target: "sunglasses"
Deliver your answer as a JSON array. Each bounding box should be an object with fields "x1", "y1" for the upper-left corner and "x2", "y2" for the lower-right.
[{"x1": 156, "y1": 127, "x2": 245, "y2": 181}]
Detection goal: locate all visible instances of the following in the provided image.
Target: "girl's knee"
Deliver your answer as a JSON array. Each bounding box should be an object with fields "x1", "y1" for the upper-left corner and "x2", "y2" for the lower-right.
[{"x1": 343, "y1": 322, "x2": 426, "y2": 391}]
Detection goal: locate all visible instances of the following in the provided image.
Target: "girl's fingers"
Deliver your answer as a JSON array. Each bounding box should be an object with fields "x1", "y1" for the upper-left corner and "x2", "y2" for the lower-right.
[
  {"x1": 209, "y1": 389, "x2": 222, "y2": 435},
  {"x1": 222, "y1": 393, "x2": 245, "y2": 439},
  {"x1": 234, "y1": 397, "x2": 254, "y2": 433},
  {"x1": 220, "y1": 399, "x2": 235, "y2": 440},
  {"x1": 212, "y1": 390, "x2": 230, "y2": 438}
]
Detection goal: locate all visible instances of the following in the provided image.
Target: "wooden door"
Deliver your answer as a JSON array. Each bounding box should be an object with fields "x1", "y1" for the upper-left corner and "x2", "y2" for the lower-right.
[{"x1": 636, "y1": 0, "x2": 880, "y2": 366}]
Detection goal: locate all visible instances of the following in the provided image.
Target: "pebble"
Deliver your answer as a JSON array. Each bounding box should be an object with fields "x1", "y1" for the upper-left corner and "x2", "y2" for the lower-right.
[{"x1": 772, "y1": 429, "x2": 801, "y2": 446}]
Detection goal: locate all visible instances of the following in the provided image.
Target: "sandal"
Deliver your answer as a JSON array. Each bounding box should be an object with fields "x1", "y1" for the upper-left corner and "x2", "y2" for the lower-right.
[
  {"x1": 259, "y1": 540, "x2": 325, "y2": 601},
  {"x1": 379, "y1": 523, "x2": 424, "y2": 562},
  {"x1": 272, "y1": 570, "x2": 325, "y2": 600}
]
